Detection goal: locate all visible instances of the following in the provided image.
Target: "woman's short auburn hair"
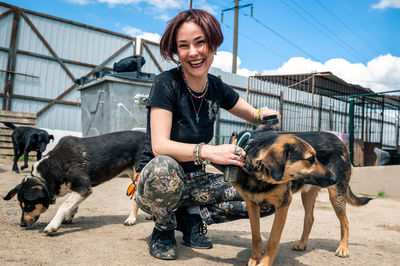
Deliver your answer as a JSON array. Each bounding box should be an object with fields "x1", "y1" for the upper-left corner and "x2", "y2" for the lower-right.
[{"x1": 159, "y1": 9, "x2": 223, "y2": 64}]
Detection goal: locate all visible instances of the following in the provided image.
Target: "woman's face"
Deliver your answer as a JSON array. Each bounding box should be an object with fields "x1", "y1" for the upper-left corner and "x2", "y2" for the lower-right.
[{"x1": 176, "y1": 21, "x2": 214, "y2": 81}]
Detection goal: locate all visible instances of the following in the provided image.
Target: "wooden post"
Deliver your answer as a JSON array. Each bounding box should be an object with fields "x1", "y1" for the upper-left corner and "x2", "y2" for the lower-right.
[{"x1": 3, "y1": 9, "x2": 20, "y2": 111}]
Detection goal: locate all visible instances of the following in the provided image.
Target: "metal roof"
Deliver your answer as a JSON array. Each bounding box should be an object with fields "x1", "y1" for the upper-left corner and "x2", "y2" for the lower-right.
[{"x1": 255, "y1": 72, "x2": 400, "y2": 109}]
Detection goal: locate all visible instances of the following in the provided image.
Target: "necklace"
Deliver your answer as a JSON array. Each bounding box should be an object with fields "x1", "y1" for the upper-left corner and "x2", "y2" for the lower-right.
[
  {"x1": 189, "y1": 96, "x2": 205, "y2": 124},
  {"x1": 181, "y1": 67, "x2": 209, "y2": 99},
  {"x1": 180, "y1": 66, "x2": 208, "y2": 123}
]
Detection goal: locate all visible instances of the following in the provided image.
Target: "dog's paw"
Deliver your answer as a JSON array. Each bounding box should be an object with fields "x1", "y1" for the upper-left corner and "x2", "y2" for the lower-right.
[
  {"x1": 145, "y1": 214, "x2": 153, "y2": 220},
  {"x1": 20, "y1": 165, "x2": 28, "y2": 171},
  {"x1": 44, "y1": 224, "x2": 59, "y2": 235},
  {"x1": 123, "y1": 216, "x2": 137, "y2": 226},
  {"x1": 292, "y1": 241, "x2": 307, "y2": 251},
  {"x1": 335, "y1": 246, "x2": 349, "y2": 257},
  {"x1": 247, "y1": 258, "x2": 258, "y2": 266}
]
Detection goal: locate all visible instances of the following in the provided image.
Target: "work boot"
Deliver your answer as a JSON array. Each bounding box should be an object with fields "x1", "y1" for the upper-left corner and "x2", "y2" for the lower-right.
[
  {"x1": 175, "y1": 208, "x2": 213, "y2": 249},
  {"x1": 149, "y1": 227, "x2": 177, "y2": 260}
]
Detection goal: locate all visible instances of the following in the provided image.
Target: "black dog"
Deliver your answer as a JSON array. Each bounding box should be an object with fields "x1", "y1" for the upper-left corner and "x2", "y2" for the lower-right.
[
  {"x1": 290, "y1": 131, "x2": 372, "y2": 257},
  {"x1": 3, "y1": 130, "x2": 145, "y2": 235},
  {"x1": 3, "y1": 122, "x2": 54, "y2": 173}
]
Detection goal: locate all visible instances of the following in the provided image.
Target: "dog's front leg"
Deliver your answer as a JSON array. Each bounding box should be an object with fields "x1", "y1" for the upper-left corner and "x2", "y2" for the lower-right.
[
  {"x1": 245, "y1": 199, "x2": 262, "y2": 266},
  {"x1": 259, "y1": 201, "x2": 291, "y2": 266},
  {"x1": 124, "y1": 195, "x2": 139, "y2": 226},
  {"x1": 44, "y1": 191, "x2": 90, "y2": 235},
  {"x1": 293, "y1": 186, "x2": 320, "y2": 251}
]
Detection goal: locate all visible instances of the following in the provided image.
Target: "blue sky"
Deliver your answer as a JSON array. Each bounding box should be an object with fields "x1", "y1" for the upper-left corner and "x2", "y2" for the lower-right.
[{"x1": 3, "y1": 0, "x2": 400, "y2": 92}]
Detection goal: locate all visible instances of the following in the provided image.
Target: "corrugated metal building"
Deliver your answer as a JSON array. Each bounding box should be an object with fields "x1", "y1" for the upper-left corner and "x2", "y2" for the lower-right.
[{"x1": 1, "y1": 2, "x2": 136, "y2": 131}]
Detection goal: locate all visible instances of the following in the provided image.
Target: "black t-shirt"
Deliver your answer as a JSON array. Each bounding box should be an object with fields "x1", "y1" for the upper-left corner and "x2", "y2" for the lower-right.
[{"x1": 136, "y1": 67, "x2": 239, "y2": 173}]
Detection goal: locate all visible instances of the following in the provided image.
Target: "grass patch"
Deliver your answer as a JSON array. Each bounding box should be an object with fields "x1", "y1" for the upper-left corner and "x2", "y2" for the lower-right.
[
  {"x1": 377, "y1": 190, "x2": 386, "y2": 198},
  {"x1": 18, "y1": 156, "x2": 34, "y2": 162}
]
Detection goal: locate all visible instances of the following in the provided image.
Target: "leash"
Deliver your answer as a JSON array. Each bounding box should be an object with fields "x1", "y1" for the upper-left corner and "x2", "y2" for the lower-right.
[{"x1": 126, "y1": 172, "x2": 140, "y2": 199}]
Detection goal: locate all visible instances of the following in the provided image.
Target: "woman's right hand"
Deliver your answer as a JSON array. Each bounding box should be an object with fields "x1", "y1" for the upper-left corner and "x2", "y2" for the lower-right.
[{"x1": 201, "y1": 144, "x2": 246, "y2": 166}]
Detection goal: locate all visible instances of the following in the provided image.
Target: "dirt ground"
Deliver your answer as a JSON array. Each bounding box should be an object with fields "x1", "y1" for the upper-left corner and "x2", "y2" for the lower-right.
[{"x1": 0, "y1": 157, "x2": 399, "y2": 266}]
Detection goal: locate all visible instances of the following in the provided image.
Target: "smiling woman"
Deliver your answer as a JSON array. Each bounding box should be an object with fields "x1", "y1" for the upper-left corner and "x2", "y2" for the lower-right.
[{"x1": 133, "y1": 9, "x2": 281, "y2": 261}]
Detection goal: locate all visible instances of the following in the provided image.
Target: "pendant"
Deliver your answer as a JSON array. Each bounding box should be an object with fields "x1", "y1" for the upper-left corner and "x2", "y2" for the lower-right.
[{"x1": 196, "y1": 115, "x2": 199, "y2": 123}]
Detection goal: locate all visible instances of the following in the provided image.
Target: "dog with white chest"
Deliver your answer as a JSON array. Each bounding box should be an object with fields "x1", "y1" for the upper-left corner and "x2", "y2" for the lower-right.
[{"x1": 3, "y1": 130, "x2": 145, "y2": 235}]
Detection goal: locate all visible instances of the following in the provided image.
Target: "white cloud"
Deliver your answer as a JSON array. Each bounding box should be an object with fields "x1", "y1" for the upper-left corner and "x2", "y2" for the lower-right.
[
  {"x1": 212, "y1": 51, "x2": 237, "y2": 73},
  {"x1": 261, "y1": 54, "x2": 400, "y2": 92},
  {"x1": 212, "y1": 51, "x2": 258, "y2": 76},
  {"x1": 371, "y1": 0, "x2": 400, "y2": 10},
  {"x1": 122, "y1": 26, "x2": 161, "y2": 53}
]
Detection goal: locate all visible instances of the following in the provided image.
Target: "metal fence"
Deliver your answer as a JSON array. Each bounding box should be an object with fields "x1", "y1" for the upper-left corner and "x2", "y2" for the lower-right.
[
  {"x1": 350, "y1": 90, "x2": 400, "y2": 165},
  {"x1": 226, "y1": 74, "x2": 400, "y2": 166}
]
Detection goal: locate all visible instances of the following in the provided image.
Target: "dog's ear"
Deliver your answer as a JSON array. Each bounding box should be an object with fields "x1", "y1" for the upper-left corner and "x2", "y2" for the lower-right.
[
  {"x1": 49, "y1": 135, "x2": 54, "y2": 141},
  {"x1": 24, "y1": 186, "x2": 46, "y2": 201},
  {"x1": 262, "y1": 143, "x2": 289, "y2": 181},
  {"x1": 3, "y1": 184, "x2": 22, "y2": 200}
]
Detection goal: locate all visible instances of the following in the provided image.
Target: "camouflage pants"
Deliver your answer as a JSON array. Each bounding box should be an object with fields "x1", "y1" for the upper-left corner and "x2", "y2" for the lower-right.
[{"x1": 136, "y1": 156, "x2": 274, "y2": 231}]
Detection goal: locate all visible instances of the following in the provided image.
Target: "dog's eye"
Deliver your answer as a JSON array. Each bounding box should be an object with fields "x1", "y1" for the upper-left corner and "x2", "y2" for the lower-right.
[{"x1": 306, "y1": 156, "x2": 315, "y2": 164}]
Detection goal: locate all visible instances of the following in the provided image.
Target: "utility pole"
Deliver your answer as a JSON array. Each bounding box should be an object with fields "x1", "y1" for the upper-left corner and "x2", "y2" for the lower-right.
[
  {"x1": 190, "y1": 0, "x2": 192, "y2": 9},
  {"x1": 221, "y1": 1, "x2": 253, "y2": 74},
  {"x1": 232, "y1": 0, "x2": 239, "y2": 73}
]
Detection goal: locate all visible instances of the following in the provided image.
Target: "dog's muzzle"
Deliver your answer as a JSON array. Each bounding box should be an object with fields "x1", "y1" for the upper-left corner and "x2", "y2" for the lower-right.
[{"x1": 303, "y1": 174, "x2": 337, "y2": 188}]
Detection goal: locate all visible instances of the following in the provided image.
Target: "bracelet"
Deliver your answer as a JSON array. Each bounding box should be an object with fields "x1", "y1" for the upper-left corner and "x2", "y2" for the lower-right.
[
  {"x1": 254, "y1": 106, "x2": 269, "y2": 124},
  {"x1": 193, "y1": 142, "x2": 205, "y2": 165}
]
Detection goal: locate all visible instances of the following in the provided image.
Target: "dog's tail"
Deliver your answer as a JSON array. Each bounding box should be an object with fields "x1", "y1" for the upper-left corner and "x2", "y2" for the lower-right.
[
  {"x1": 3, "y1": 122, "x2": 16, "y2": 130},
  {"x1": 346, "y1": 186, "x2": 372, "y2": 206}
]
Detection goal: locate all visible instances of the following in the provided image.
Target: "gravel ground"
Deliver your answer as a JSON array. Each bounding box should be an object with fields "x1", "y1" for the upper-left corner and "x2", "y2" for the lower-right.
[{"x1": 0, "y1": 157, "x2": 399, "y2": 266}]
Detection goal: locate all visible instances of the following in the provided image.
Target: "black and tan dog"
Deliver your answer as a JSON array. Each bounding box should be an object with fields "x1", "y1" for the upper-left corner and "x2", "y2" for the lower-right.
[
  {"x1": 290, "y1": 132, "x2": 371, "y2": 257},
  {"x1": 231, "y1": 130, "x2": 337, "y2": 266},
  {"x1": 3, "y1": 122, "x2": 54, "y2": 173},
  {"x1": 232, "y1": 130, "x2": 371, "y2": 265},
  {"x1": 3, "y1": 130, "x2": 145, "y2": 235}
]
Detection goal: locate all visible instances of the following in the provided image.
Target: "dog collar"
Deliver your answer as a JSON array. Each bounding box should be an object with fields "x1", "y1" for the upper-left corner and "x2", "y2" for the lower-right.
[{"x1": 28, "y1": 175, "x2": 56, "y2": 204}]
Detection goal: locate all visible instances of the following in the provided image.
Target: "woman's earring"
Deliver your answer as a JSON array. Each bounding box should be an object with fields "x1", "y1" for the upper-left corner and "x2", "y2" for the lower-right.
[{"x1": 214, "y1": 51, "x2": 217, "y2": 55}]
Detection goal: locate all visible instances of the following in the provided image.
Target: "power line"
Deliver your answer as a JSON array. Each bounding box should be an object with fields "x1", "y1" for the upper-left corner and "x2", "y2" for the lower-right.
[
  {"x1": 221, "y1": 0, "x2": 254, "y2": 73},
  {"x1": 314, "y1": 0, "x2": 399, "y2": 87},
  {"x1": 243, "y1": 13, "x2": 321, "y2": 62},
  {"x1": 222, "y1": 22, "x2": 288, "y2": 60},
  {"x1": 314, "y1": 0, "x2": 381, "y2": 56},
  {"x1": 284, "y1": 0, "x2": 369, "y2": 62},
  {"x1": 334, "y1": 0, "x2": 387, "y2": 52},
  {"x1": 279, "y1": 0, "x2": 365, "y2": 62}
]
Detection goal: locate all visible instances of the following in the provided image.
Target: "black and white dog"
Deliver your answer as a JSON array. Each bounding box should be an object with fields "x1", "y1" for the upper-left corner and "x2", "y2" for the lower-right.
[
  {"x1": 3, "y1": 122, "x2": 54, "y2": 173},
  {"x1": 3, "y1": 130, "x2": 145, "y2": 235}
]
